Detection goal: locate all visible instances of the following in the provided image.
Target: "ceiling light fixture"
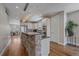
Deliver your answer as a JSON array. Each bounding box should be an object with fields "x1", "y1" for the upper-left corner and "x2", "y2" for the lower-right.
[
  {"x1": 30, "y1": 15, "x2": 42, "y2": 22},
  {"x1": 16, "y1": 6, "x2": 19, "y2": 8}
]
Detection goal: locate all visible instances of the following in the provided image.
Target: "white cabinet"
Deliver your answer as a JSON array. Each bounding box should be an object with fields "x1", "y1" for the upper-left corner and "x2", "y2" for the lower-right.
[
  {"x1": 41, "y1": 38, "x2": 50, "y2": 56},
  {"x1": 42, "y1": 18, "x2": 51, "y2": 37}
]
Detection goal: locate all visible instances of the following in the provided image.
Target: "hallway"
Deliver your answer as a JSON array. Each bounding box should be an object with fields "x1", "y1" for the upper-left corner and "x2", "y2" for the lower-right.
[{"x1": 2, "y1": 36, "x2": 29, "y2": 56}]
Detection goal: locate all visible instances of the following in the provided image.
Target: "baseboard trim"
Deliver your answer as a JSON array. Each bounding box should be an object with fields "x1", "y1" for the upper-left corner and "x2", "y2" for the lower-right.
[
  {"x1": 51, "y1": 41, "x2": 64, "y2": 46},
  {"x1": 0, "y1": 39, "x2": 11, "y2": 56},
  {"x1": 58, "y1": 42, "x2": 64, "y2": 46},
  {"x1": 67, "y1": 43, "x2": 79, "y2": 47}
]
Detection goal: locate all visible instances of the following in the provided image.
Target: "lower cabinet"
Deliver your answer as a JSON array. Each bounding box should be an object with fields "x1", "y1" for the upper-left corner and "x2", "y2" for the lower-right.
[{"x1": 41, "y1": 38, "x2": 50, "y2": 56}]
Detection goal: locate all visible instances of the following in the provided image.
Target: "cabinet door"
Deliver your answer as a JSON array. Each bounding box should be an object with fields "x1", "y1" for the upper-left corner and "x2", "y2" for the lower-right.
[
  {"x1": 41, "y1": 38, "x2": 50, "y2": 56},
  {"x1": 30, "y1": 44, "x2": 35, "y2": 56}
]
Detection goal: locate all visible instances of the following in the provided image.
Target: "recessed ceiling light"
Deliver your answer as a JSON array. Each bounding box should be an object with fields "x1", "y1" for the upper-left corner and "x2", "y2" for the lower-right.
[
  {"x1": 16, "y1": 17, "x2": 18, "y2": 19},
  {"x1": 16, "y1": 6, "x2": 19, "y2": 8}
]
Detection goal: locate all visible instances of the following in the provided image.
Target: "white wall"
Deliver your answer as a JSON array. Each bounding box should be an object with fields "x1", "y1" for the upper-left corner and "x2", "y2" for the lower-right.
[
  {"x1": 50, "y1": 12, "x2": 64, "y2": 45},
  {"x1": 0, "y1": 4, "x2": 10, "y2": 54}
]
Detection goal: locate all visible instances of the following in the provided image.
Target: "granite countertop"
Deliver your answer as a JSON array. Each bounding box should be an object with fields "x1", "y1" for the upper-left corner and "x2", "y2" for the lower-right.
[
  {"x1": 42, "y1": 36, "x2": 50, "y2": 39},
  {"x1": 22, "y1": 32, "x2": 41, "y2": 35}
]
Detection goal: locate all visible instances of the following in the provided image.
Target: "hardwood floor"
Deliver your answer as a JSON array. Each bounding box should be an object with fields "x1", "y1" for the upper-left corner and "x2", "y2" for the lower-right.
[
  {"x1": 2, "y1": 36, "x2": 79, "y2": 56},
  {"x1": 2, "y1": 36, "x2": 29, "y2": 56},
  {"x1": 49, "y1": 42, "x2": 79, "y2": 56}
]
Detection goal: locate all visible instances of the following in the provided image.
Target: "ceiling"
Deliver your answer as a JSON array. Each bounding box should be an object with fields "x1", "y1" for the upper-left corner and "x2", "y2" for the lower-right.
[
  {"x1": 2, "y1": 3, "x2": 26, "y2": 18},
  {"x1": 26, "y1": 3, "x2": 66, "y2": 16},
  {"x1": 1, "y1": 3, "x2": 71, "y2": 24}
]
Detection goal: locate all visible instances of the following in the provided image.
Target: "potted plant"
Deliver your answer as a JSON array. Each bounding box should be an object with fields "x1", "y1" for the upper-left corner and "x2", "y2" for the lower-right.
[{"x1": 65, "y1": 20, "x2": 78, "y2": 37}]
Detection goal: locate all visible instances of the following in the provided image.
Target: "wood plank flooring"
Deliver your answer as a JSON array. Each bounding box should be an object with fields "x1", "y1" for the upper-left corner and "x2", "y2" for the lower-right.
[
  {"x1": 2, "y1": 36, "x2": 79, "y2": 56},
  {"x1": 2, "y1": 36, "x2": 29, "y2": 56},
  {"x1": 49, "y1": 42, "x2": 79, "y2": 56}
]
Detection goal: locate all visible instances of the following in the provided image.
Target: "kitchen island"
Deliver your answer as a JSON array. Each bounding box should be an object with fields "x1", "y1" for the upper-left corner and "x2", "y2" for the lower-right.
[
  {"x1": 21, "y1": 32, "x2": 42, "y2": 56},
  {"x1": 21, "y1": 32, "x2": 50, "y2": 56}
]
